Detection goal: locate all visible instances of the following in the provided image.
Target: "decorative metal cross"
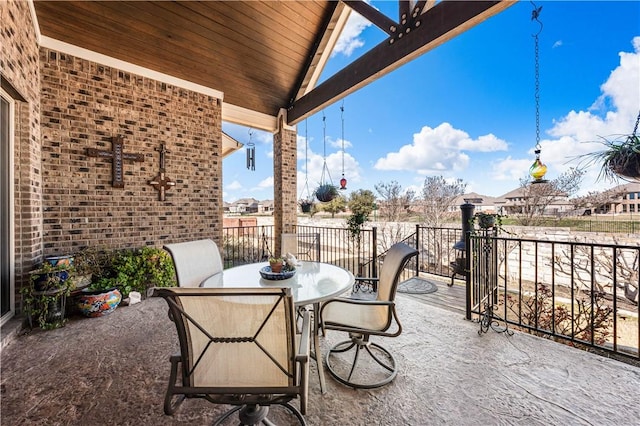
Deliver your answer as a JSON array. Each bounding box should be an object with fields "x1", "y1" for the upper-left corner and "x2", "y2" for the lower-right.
[
  {"x1": 86, "y1": 135, "x2": 144, "y2": 188},
  {"x1": 148, "y1": 144, "x2": 176, "y2": 201}
]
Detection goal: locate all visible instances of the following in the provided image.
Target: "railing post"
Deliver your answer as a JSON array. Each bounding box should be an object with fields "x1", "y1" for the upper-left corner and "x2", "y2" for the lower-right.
[
  {"x1": 415, "y1": 223, "x2": 420, "y2": 276},
  {"x1": 372, "y1": 226, "x2": 378, "y2": 278}
]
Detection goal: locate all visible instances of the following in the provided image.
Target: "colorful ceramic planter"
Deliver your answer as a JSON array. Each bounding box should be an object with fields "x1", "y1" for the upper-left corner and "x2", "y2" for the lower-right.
[{"x1": 77, "y1": 287, "x2": 122, "y2": 318}]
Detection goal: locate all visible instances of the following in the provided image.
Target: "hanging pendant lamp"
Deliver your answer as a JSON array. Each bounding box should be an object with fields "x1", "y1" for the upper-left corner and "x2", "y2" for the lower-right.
[
  {"x1": 339, "y1": 101, "x2": 347, "y2": 190},
  {"x1": 529, "y1": 2, "x2": 548, "y2": 184}
]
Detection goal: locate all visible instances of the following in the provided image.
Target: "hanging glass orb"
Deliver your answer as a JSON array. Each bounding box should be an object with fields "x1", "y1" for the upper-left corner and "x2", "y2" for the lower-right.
[
  {"x1": 340, "y1": 176, "x2": 347, "y2": 190},
  {"x1": 529, "y1": 149, "x2": 548, "y2": 183}
]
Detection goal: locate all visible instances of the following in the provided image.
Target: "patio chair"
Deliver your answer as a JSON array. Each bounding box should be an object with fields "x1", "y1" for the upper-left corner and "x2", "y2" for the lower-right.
[
  {"x1": 282, "y1": 233, "x2": 321, "y2": 261},
  {"x1": 163, "y1": 239, "x2": 223, "y2": 287},
  {"x1": 154, "y1": 287, "x2": 310, "y2": 425},
  {"x1": 319, "y1": 242, "x2": 418, "y2": 389}
]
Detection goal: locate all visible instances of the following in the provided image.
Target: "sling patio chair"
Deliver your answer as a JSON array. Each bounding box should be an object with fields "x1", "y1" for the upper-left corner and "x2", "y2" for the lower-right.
[
  {"x1": 319, "y1": 242, "x2": 418, "y2": 389},
  {"x1": 163, "y1": 239, "x2": 223, "y2": 287},
  {"x1": 154, "y1": 287, "x2": 311, "y2": 425}
]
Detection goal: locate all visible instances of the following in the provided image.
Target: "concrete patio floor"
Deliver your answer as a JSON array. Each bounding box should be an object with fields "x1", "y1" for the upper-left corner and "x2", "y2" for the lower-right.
[{"x1": 2, "y1": 294, "x2": 639, "y2": 425}]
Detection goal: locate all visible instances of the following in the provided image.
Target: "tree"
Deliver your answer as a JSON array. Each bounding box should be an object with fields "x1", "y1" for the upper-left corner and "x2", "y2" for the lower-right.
[
  {"x1": 374, "y1": 180, "x2": 415, "y2": 222},
  {"x1": 346, "y1": 189, "x2": 376, "y2": 239},
  {"x1": 516, "y1": 167, "x2": 585, "y2": 225},
  {"x1": 316, "y1": 195, "x2": 347, "y2": 218},
  {"x1": 419, "y1": 176, "x2": 467, "y2": 227}
]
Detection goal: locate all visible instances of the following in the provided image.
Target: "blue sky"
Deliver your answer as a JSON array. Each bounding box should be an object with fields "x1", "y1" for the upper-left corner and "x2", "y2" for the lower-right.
[{"x1": 223, "y1": 1, "x2": 640, "y2": 202}]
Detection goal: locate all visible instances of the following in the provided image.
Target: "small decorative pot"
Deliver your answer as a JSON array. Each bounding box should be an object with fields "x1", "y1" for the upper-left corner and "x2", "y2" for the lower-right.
[
  {"x1": 300, "y1": 201, "x2": 313, "y2": 213},
  {"x1": 77, "y1": 287, "x2": 122, "y2": 317},
  {"x1": 477, "y1": 215, "x2": 497, "y2": 229},
  {"x1": 269, "y1": 260, "x2": 284, "y2": 273}
]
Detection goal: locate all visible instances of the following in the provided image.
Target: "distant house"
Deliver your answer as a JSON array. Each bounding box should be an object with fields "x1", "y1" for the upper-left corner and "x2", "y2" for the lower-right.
[
  {"x1": 498, "y1": 187, "x2": 572, "y2": 216},
  {"x1": 226, "y1": 198, "x2": 274, "y2": 214},
  {"x1": 450, "y1": 192, "x2": 501, "y2": 213},
  {"x1": 259, "y1": 200, "x2": 275, "y2": 214},
  {"x1": 611, "y1": 183, "x2": 640, "y2": 214},
  {"x1": 229, "y1": 198, "x2": 260, "y2": 214}
]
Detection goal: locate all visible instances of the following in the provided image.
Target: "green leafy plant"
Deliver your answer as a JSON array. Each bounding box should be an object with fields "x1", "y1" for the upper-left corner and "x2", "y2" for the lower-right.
[
  {"x1": 22, "y1": 263, "x2": 74, "y2": 330},
  {"x1": 579, "y1": 134, "x2": 640, "y2": 182},
  {"x1": 78, "y1": 246, "x2": 175, "y2": 297},
  {"x1": 470, "y1": 212, "x2": 506, "y2": 233},
  {"x1": 314, "y1": 183, "x2": 339, "y2": 203}
]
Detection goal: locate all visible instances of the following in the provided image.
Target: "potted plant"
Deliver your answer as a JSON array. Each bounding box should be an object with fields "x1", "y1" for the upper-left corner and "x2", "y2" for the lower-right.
[
  {"x1": 470, "y1": 212, "x2": 506, "y2": 233},
  {"x1": 269, "y1": 257, "x2": 284, "y2": 273},
  {"x1": 77, "y1": 277, "x2": 122, "y2": 317},
  {"x1": 314, "y1": 183, "x2": 339, "y2": 203},
  {"x1": 299, "y1": 199, "x2": 314, "y2": 213},
  {"x1": 22, "y1": 262, "x2": 74, "y2": 329},
  {"x1": 580, "y1": 133, "x2": 640, "y2": 182}
]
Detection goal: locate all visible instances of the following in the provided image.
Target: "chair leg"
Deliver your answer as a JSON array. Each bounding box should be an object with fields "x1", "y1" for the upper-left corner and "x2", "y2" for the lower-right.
[
  {"x1": 213, "y1": 403, "x2": 306, "y2": 426},
  {"x1": 325, "y1": 335, "x2": 398, "y2": 389},
  {"x1": 164, "y1": 355, "x2": 186, "y2": 415}
]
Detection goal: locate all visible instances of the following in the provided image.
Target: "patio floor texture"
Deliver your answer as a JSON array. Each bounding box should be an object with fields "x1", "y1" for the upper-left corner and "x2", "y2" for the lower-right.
[{"x1": 2, "y1": 293, "x2": 639, "y2": 425}]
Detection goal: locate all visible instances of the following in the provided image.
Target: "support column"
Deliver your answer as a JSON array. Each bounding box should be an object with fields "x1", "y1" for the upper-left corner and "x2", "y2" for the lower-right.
[{"x1": 273, "y1": 109, "x2": 297, "y2": 256}]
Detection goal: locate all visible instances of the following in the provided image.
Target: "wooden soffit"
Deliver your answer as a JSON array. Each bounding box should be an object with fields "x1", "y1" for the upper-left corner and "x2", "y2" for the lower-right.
[{"x1": 32, "y1": 1, "x2": 513, "y2": 130}]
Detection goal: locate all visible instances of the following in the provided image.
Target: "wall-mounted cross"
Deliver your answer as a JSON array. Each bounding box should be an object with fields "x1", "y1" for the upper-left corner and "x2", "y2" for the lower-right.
[
  {"x1": 86, "y1": 135, "x2": 144, "y2": 188},
  {"x1": 149, "y1": 144, "x2": 176, "y2": 201}
]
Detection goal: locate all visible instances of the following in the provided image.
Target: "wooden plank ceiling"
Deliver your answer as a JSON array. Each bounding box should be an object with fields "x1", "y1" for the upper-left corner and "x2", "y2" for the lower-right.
[{"x1": 33, "y1": 1, "x2": 512, "y2": 129}]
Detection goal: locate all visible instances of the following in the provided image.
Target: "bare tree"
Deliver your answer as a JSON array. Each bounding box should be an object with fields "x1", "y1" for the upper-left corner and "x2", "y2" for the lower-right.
[
  {"x1": 419, "y1": 176, "x2": 466, "y2": 227},
  {"x1": 374, "y1": 180, "x2": 415, "y2": 222},
  {"x1": 515, "y1": 167, "x2": 585, "y2": 225}
]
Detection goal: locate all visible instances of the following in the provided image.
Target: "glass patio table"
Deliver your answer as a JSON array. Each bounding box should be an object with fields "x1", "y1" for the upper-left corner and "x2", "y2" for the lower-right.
[{"x1": 200, "y1": 261, "x2": 355, "y2": 393}]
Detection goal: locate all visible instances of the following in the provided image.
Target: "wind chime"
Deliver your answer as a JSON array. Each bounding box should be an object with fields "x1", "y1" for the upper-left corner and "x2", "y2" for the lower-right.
[
  {"x1": 246, "y1": 129, "x2": 255, "y2": 171},
  {"x1": 339, "y1": 101, "x2": 347, "y2": 190},
  {"x1": 528, "y1": 2, "x2": 548, "y2": 184},
  {"x1": 315, "y1": 111, "x2": 338, "y2": 203}
]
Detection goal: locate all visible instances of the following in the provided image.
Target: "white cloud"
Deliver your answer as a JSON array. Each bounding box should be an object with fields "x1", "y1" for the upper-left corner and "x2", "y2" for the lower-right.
[
  {"x1": 490, "y1": 156, "x2": 532, "y2": 182},
  {"x1": 329, "y1": 137, "x2": 353, "y2": 150},
  {"x1": 493, "y1": 37, "x2": 640, "y2": 194},
  {"x1": 373, "y1": 122, "x2": 507, "y2": 174},
  {"x1": 226, "y1": 180, "x2": 243, "y2": 190},
  {"x1": 552, "y1": 40, "x2": 563, "y2": 49},
  {"x1": 254, "y1": 176, "x2": 273, "y2": 190},
  {"x1": 333, "y1": 10, "x2": 371, "y2": 57}
]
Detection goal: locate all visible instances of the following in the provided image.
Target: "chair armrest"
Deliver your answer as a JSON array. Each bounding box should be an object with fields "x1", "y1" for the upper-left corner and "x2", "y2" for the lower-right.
[
  {"x1": 320, "y1": 298, "x2": 394, "y2": 321},
  {"x1": 355, "y1": 277, "x2": 379, "y2": 283},
  {"x1": 199, "y1": 272, "x2": 223, "y2": 287},
  {"x1": 296, "y1": 310, "x2": 311, "y2": 363},
  {"x1": 323, "y1": 297, "x2": 393, "y2": 308}
]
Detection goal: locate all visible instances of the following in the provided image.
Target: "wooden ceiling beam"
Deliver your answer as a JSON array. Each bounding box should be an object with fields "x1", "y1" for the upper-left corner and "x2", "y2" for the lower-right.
[
  {"x1": 287, "y1": 0, "x2": 514, "y2": 125},
  {"x1": 342, "y1": 1, "x2": 397, "y2": 35}
]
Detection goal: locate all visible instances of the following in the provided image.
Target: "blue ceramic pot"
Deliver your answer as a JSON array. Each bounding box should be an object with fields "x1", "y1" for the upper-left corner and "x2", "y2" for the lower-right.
[
  {"x1": 32, "y1": 270, "x2": 70, "y2": 292},
  {"x1": 77, "y1": 287, "x2": 122, "y2": 317}
]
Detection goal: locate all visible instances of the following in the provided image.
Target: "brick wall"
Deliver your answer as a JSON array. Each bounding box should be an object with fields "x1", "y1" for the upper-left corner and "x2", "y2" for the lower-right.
[
  {"x1": 1, "y1": 0, "x2": 43, "y2": 291},
  {"x1": 273, "y1": 122, "x2": 297, "y2": 255},
  {"x1": 39, "y1": 49, "x2": 224, "y2": 254}
]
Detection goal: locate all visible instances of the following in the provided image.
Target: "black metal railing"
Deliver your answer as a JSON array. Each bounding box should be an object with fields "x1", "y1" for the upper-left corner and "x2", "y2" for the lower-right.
[
  {"x1": 467, "y1": 233, "x2": 640, "y2": 361},
  {"x1": 222, "y1": 223, "x2": 464, "y2": 282}
]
